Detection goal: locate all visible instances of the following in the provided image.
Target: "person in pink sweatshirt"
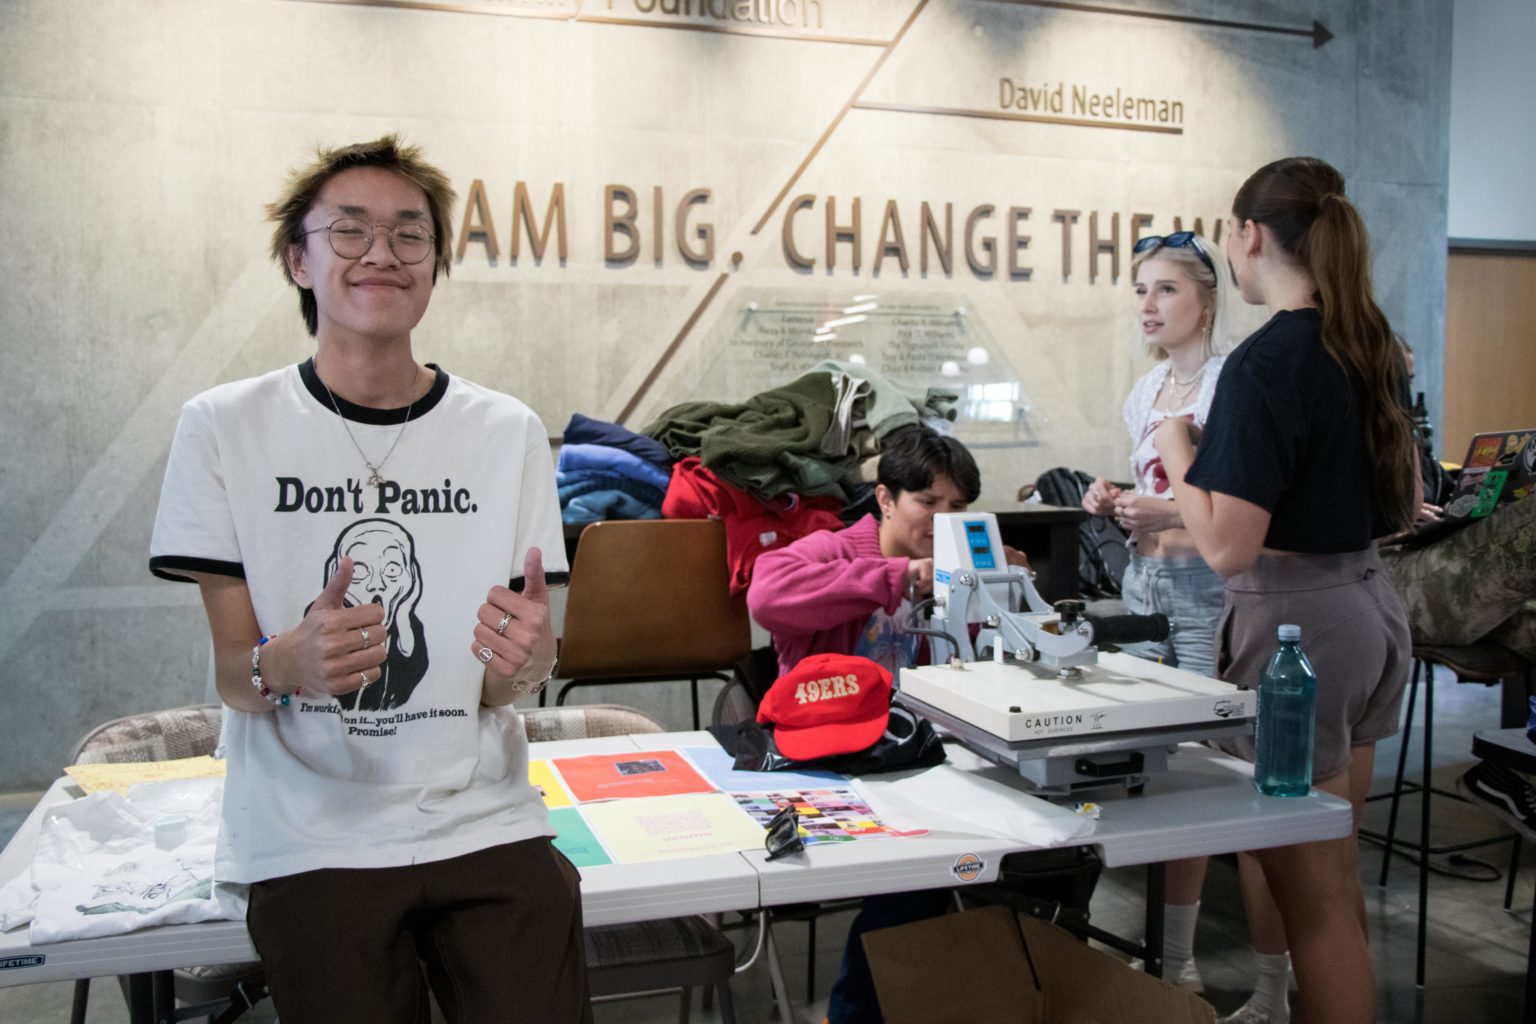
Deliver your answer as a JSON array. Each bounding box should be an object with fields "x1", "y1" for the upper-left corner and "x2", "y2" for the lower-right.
[
  {"x1": 748, "y1": 425, "x2": 982, "y2": 679},
  {"x1": 747, "y1": 424, "x2": 1025, "y2": 1024}
]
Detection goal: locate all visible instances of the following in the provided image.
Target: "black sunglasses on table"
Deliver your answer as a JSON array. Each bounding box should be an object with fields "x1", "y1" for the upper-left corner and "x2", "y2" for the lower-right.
[
  {"x1": 1132, "y1": 230, "x2": 1216, "y2": 276},
  {"x1": 764, "y1": 804, "x2": 804, "y2": 861}
]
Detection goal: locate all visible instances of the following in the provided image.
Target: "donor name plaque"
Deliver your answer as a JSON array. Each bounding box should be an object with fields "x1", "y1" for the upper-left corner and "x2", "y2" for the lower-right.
[{"x1": 689, "y1": 289, "x2": 1038, "y2": 448}]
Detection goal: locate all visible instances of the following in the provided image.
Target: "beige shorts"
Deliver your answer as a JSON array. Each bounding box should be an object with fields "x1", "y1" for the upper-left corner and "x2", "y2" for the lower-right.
[{"x1": 1216, "y1": 547, "x2": 1411, "y2": 782}]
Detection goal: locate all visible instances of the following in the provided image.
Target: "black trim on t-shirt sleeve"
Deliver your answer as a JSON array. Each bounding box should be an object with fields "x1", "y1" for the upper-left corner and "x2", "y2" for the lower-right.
[
  {"x1": 510, "y1": 571, "x2": 570, "y2": 593},
  {"x1": 149, "y1": 556, "x2": 246, "y2": 584}
]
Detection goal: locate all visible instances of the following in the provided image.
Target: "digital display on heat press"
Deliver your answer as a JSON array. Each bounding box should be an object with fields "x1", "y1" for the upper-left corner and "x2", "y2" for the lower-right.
[{"x1": 964, "y1": 520, "x2": 996, "y2": 569}]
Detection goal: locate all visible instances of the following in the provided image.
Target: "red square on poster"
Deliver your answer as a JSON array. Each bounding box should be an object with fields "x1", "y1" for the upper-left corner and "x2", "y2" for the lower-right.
[{"x1": 552, "y1": 750, "x2": 714, "y2": 802}]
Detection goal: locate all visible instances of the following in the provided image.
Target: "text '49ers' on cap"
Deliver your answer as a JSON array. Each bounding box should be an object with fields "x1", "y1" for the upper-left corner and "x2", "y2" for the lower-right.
[{"x1": 756, "y1": 654, "x2": 893, "y2": 761}]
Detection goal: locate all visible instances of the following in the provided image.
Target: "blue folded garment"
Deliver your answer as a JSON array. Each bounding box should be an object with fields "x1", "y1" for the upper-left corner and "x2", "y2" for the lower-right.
[
  {"x1": 562, "y1": 489, "x2": 664, "y2": 524},
  {"x1": 557, "y1": 443, "x2": 672, "y2": 492},
  {"x1": 562, "y1": 414, "x2": 672, "y2": 469},
  {"x1": 557, "y1": 471, "x2": 667, "y2": 508}
]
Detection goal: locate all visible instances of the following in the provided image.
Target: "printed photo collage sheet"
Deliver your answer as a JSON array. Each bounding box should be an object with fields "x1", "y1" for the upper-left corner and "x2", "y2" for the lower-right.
[{"x1": 531, "y1": 745, "x2": 922, "y2": 867}]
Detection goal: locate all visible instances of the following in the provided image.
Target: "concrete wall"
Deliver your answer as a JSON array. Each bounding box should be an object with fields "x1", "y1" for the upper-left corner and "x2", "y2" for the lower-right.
[
  {"x1": 1449, "y1": 0, "x2": 1536, "y2": 241},
  {"x1": 0, "y1": 0, "x2": 1452, "y2": 787}
]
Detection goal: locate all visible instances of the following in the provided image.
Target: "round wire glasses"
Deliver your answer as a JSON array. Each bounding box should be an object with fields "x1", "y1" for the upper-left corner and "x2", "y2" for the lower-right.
[{"x1": 304, "y1": 218, "x2": 436, "y2": 265}]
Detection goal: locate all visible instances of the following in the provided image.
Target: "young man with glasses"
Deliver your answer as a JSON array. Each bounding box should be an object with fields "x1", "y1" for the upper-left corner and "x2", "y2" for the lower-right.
[{"x1": 149, "y1": 136, "x2": 590, "y2": 1023}]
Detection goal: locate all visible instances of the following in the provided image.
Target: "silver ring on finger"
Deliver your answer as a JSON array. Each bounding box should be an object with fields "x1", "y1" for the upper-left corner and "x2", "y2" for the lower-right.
[
  {"x1": 358, "y1": 669, "x2": 373, "y2": 688},
  {"x1": 495, "y1": 612, "x2": 512, "y2": 637},
  {"x1": 359, "y1": 627, "x2": 371, "y2": 650},
  {"x1": 478, "y1": 646, "x2": 494, "y2": 664}
]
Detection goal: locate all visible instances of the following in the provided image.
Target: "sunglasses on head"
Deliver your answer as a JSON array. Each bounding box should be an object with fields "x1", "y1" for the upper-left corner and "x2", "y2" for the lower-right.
[
  {"x1": 763, "y1": 804, "x2": 804, "y2": 861},
  {"x1": 1132, "y1": 231, "x2": 1215, "y2": 276}
]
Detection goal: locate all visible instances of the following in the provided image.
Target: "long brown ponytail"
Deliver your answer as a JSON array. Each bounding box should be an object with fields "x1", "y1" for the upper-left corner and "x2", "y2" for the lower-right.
[{"x1": 1232, "y1": 157, "x2": 1417, "y2": 533}]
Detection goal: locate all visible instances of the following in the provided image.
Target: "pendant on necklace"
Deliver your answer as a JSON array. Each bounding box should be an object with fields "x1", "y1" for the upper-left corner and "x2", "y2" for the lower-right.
[{"x1": 367, "y1": 468, "x2": 385, "y2": 487}]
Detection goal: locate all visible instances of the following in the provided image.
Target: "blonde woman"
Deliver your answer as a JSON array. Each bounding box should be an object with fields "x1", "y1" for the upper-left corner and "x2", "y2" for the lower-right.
[
  {"x1": 1085, "y1": 234, "x2": 1294, "y2": 1024},
  {"x1": 1084, "y1": 231, "x2": 1231, "y2": 677}
]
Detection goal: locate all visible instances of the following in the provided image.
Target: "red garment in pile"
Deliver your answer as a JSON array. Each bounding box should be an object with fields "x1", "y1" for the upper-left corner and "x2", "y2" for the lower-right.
[{"x1": 663, "y1": 457, "x2": 845, "y2": 595}]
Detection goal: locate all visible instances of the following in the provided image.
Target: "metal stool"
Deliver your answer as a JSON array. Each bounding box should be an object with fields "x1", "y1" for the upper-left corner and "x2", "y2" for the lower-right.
[{"x1": 1361, "y1": 643, "x2": 1530, "y2": 986}]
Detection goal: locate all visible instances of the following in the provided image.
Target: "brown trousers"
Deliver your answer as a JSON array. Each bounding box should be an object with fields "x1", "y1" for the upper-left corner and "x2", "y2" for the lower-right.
[
  {"x1": 1217, "y1": 547, "x2": 1411, "y2": 782},
  {"x1": 247, "y1": 837, "x2": 593, "y2": 1024}
]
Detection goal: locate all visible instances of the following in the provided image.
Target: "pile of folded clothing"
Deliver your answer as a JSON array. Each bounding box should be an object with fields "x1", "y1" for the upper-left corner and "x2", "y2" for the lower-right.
[
  {"x1": 645, "y1": 361, "x2": 957, "y2": 504},
  {"x1": 557, "y1": 365, "x2": 956, "y2": 586},
  {"x1": 557, "y1": 413, "x2": 673, "y2": 524}
]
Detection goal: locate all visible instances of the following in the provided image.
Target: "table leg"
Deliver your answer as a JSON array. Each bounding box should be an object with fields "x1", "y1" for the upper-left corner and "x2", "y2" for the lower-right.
[
  {"x1": 124, "y1": 970, "x2": 176, "y2": 1024},
  {"x1": 765, "y1": 918, "x2": 797, "y2": 1024},
  {"x1": 1527, "y1": 877, "x2": 1536, "y2": 1024},
  {"x1": 126, "y1": 973, "x2": 155, "y2": 1024},
  {"x1": 1144, "y1": 861, "x2": 1166, "y2": 979}
]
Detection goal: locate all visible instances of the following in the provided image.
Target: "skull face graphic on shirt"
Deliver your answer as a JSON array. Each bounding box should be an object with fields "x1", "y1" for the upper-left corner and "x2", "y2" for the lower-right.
[{"x1": 324, "y1": 518, "x2": 429, "y2": 712}]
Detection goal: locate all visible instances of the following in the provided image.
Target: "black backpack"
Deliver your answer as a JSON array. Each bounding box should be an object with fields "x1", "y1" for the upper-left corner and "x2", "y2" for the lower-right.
[{"x1": 1031, "y1": 467, "x2": 1130, "y2": 600}]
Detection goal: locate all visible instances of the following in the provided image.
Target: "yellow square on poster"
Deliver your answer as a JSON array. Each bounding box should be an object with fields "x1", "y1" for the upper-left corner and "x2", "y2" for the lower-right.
[
  {"x1": 529, "y1": 760, "x2": 573, "y2": 808},
  {"x1": 64, "y1": 756, "x2": 226, "y2": 795}
]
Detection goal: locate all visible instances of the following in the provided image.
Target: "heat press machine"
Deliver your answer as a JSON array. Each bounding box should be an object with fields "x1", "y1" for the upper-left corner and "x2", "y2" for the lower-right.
[{"x1": 897, "y1": 513, "x2": 1255, "y2": 794}]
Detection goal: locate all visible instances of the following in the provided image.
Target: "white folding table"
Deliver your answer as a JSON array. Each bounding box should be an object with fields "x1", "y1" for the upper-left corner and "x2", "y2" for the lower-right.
[{"x1": 0, "y1": 733, "x2": 1351, "y2": 1023}]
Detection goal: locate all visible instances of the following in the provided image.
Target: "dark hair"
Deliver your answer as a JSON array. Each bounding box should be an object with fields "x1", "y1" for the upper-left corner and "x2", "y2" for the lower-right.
[
  {"x1": 876, "y1": 426, "x2": 981, "y2": 503},
  {"x1": 1233, "y1": 156, "x2": 1416, "y2": 533},
  {"x1": 266, "y1": 135, "x2": 457, "y2": 336}
]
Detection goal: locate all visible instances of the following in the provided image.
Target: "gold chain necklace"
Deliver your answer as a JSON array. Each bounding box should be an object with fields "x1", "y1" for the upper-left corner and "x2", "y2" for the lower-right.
[
  {"x1": 1159, "y1": 367, "x2": 1204, "y2": 409},
  {"x1": 318, "y1": 362, "x2": 420, "y2": 487}
]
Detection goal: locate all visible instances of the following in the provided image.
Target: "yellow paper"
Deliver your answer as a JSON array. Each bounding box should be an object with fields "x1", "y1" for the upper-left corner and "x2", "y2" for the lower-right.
[
  {"x1": 65, "y1": 756, "x2": 226, "y2": 795},
  {"x1": 579, "y1": 793, "x2": 766, "y2": 864},
  {"x1": 528, "y1": 760, "x2": 573, "y2": 808}
]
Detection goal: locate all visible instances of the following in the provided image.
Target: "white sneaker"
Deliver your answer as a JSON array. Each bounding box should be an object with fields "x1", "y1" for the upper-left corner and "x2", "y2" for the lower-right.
[
  {"x1": 1168, "y1": 958, "x2": 1204, "y2": 992},
  {"x1": 1129, "y1": 958, "x2": 1204, "y2": 992},
  {"x1": 1217, "y1": 1000, "x2": 1289, "y2": 1024}
]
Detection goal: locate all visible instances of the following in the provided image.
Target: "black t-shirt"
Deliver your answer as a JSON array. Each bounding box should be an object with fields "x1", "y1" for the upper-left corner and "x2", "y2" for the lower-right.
[{"x1": 1186, "y1": 308, "x2": 1385, "y2": 552}]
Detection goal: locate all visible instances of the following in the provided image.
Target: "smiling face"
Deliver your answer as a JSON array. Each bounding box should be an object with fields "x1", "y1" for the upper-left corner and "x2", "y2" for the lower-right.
[
  {"x1": 877, "y1": 474, "x2": 969, "y2": 560},
  {"x1": 1132, "y1": 254, "x2": 1210, "y2": 357},
  {"x1": 285, "y1": 166, "x2": 436, "y2": 348}
]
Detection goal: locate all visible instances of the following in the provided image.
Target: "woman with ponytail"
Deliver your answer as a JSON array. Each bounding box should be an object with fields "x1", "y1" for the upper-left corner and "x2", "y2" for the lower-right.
[{"x1": 1154, "y1": 156, "x2": 1416, "y2": 1024}]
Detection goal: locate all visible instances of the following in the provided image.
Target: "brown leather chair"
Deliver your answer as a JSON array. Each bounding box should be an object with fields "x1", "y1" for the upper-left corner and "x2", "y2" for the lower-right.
[{"x1": 549, "y1": 519, "x2": 752, "y2": 729}]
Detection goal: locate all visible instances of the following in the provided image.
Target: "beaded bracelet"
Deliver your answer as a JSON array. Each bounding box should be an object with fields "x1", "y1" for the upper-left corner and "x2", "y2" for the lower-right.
[{"x1": 250, "y1": 634, "x2": 301, "y2": 707}]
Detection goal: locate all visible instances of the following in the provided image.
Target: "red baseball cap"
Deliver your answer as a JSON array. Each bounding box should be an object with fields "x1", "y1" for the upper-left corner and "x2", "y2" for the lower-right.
[{"x1": 756, "y1": 654, "x2": 893, "y2": 761}]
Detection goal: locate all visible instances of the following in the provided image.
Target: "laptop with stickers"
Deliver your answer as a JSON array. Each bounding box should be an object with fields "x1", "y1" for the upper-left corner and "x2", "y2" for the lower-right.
[
  {"x1": 1391, "y1": 428, "x2": 1536, "y2": 550},
  {"x1": 1442, "y1": 428, "x2": 1536, "y2": 520}
]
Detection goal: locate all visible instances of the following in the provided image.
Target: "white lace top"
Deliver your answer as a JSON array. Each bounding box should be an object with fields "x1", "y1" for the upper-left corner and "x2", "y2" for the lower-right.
[{"x1": 1122, "y1": 355, "x2": 1225, "y2": 498}]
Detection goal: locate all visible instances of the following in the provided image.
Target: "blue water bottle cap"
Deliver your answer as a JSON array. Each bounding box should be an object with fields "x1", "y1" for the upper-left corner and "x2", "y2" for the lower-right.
[{"x1": 1277, "y1": 624, "x2": 1301, "y2": 642}]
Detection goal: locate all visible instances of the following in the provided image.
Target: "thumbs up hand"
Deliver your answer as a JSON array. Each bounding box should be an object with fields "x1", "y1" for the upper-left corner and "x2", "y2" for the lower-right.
[
  {"x1": 260, "y1": 556, "x2": 388, "y2": 698},
  {"x1": 475, "y1": 547, "x2": 559, "y2": 707}
]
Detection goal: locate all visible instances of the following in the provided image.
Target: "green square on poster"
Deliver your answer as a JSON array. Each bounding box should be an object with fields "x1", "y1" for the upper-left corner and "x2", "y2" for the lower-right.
[{"x1": 550, "y1": 806, "x2": 611, "y2": 867}]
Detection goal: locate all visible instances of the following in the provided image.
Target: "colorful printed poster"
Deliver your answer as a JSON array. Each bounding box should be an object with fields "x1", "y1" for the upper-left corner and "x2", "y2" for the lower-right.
[
  {"x1": 681, "y1": 745, "x2": 847, "y2": 793},
  {"x1": 579, "y1": 793, "x2": 767, "y2": 863},
  {"x1": 529, "y1": 760, "x2": 574, "y2": 808},
  {"x1": 733, "y1": 788, "x2": 900, "y2": 847},
  {"x1": 548, "y1": 807, "x2": 612, "y2": 867},
  {"x1": 552, "y1": 750, "x2": 714, "y2": 803}
]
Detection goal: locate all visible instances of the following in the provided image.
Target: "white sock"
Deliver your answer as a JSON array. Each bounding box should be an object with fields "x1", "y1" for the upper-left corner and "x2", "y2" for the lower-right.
[
  {"x1": 1250, "y1": 950, "x2": 1291, "y2": 1020},
  {"x1": 1162, "y1": 901, "x2": 1200, "y2": 977}
]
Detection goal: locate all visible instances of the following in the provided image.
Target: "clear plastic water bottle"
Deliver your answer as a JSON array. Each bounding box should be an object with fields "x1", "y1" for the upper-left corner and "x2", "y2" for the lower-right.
[{"x1": 1254, "y1": 624, "x2": 1317, "y2": 797}]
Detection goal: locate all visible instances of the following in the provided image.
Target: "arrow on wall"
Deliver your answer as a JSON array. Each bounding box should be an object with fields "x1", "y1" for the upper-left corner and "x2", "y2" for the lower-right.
[{"x1": 985, "y1": 0, "x2": 1332, "y2": 48}]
